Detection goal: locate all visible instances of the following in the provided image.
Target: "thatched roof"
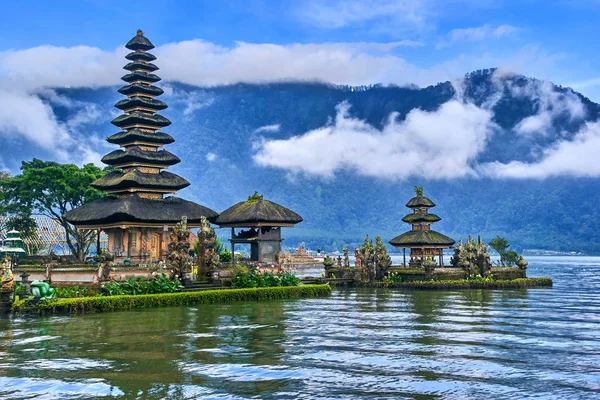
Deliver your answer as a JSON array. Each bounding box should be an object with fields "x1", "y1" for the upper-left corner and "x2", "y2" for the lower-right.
[
  {"x1": 115, "y1": 97, "x2": 168, "y2": 112},
  {"x1": 389, "y1": 230, "x2": 455, "y2": 248},
  {"x1": 121, "y1": 72, "x2": 161, "y2": 84},
  {"x1": 118, "y1": 84, "x2": 165, "y2": 98},
  {"x1": 126, "y1": 30, "x2": 155, "y2": 51},
  {"x1": 406, "y1": 195, "x2": 436, "y2": 208},
  {"x1": 64, "y1": 195, "x2": 217, "y2": 226},
  {"x1": 107, "y1": 129, "x2": 174, "y2": 146},
  {"x1": 123, "y1": 61, "x2": 158, "y2": 72},
  {"x1": 92, "y1": 170, "x2": 189, "y2": 192},
  {"x1": 125, "y1": 51, "x2": 156, "y2": 62},
  {"x1": 215, "y1": 192, "x2": 303, "y2": 227},
  {"x1": 402, "y1": 213, "x2": 441, "y2": 224},
  {"x1": 111, "y1": 111, "x2": 171, "y2": 129},
  {"x1": 101, "y1": 148, "x2": 180, "y2": 167}
]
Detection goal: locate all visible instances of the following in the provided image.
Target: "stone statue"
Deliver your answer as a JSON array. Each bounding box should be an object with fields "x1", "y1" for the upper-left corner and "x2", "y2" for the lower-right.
[
  {"x1": 30, "y1": 280, "x2": 55, "y2": 300},
  {"x1": 343, "y1": 248, "x2": 350, "y2": 269},
  {"x1": 1, "y1": 259, "x2": 14, "y2": 290},
  {"x1": 195, "y1": 216, "x2": 219, "y2": 280},
  {"x1": 167, "y1": 216, "x2": 194, "y2": 280},
  {"x1": 354, "y1": 248, "x2": 361, "y2": 269}
]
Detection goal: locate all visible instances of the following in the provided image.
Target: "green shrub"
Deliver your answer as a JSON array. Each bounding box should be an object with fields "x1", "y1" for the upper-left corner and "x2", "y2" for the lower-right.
[
  {"x1": 231, "y1": 266, "x2": 300, "y2": 289},
  {"x1": 364, "y1": 277, "x2": 552, "y2": 290},
  {"x1": 220, "y1": 251, "x2": 232, "y2": 262},
  {"x1": 383, "y1": 272, "x2": 404, "y2": 283},
  {"x1": 12, "y1": 284, "x2": 332, "y2": 315},
  {"x1": 102, "y1": 273, "x2": 182, "y2": 296},
  {"x1": 55, "y1": 286, "x2": 95, "y2": 298}
]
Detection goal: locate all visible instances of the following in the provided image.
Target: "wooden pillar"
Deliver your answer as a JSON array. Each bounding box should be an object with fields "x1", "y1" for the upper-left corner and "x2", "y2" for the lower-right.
[
  {"x1": 439, "y1": 248, "x2": 443, "y2": 267},
  {"x1": 127, "y1": 229, "x2": 133, "y2": 258},
  {"x1": 231, "y1": 228, "x2": 235, "y2": 265},
  {"x1": 97, "y1": 229, "x2": 101, "y2": 254},
  {"x1": 403, "y1": 248, "x2": 406, "y2": 266}
]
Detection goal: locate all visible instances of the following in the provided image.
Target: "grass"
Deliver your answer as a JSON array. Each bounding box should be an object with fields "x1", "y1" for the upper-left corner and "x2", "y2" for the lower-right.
[
  {"x1": 364, "y1": 277, "x2": 552, "y2": 290},
  {"x1": 12, "y1": 284, "x2": 332, "y2": 315}
]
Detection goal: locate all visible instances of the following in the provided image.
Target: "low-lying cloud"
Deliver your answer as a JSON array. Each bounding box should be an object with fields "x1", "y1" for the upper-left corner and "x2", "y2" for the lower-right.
[
  {"x1": 253, "y1": 100, "x2": 495, "y2": 180},
  {"x1": 481, "y1": 121, "x2": 600, "y2": 178}
]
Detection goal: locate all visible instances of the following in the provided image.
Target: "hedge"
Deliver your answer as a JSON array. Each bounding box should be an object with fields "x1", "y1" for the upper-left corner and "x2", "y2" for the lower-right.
[
  {"x1": 12, "y1": 284, "x2": 332, "y2": 315},
  {"x1": 362, "y1": 277, "x2": 553, "y2": 290}
]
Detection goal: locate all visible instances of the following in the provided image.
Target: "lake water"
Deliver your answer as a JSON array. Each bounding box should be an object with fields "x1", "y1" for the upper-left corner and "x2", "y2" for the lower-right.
[{"x1": 1, "y1": 256, "x2": 599, "y2": 399}]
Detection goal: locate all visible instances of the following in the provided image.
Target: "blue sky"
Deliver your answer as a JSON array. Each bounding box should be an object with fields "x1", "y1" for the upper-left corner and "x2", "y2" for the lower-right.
[{"x1": 0, "y1": 0, "x2": 599, "y2": 100}]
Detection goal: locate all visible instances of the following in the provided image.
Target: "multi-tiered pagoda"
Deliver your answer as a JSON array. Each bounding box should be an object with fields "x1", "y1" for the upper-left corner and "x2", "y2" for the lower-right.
[
  {"x1": 65, "y1": 30, "x2": 217, "y2": 262},
  {"x1": 389, "y1": 187, "x2": 455, "y2": 266}
]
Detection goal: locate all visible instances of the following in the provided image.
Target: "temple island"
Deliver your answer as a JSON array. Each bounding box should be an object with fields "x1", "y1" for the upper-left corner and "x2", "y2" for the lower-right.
[{"x1": 1, "y1": 30, "x2": 552, "y2": 314}]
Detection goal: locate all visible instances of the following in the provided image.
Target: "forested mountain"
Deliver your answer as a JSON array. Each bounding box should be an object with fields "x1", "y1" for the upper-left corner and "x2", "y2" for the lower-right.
[{"x1": 4, "y1": 69, "x2": 600, "y2": 253}]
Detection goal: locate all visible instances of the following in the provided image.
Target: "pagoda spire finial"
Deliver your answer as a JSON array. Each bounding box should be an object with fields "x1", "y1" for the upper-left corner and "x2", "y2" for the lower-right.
[
  {"x1": 414, "y1": 186, "x2": 423, "y2": 196},
  {"x1": 137, "y1": 29, "x2": 143, "y2": 36}
]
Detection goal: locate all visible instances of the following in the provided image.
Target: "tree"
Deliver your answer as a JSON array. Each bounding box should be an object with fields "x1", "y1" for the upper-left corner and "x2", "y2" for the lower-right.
[
  {"x1": 489, "y1": 236, "x2": 518, "y2": 267},
  {"x1": 359, "y1": 235, "x2": 376, "y2": 283},
  {"x1": 0, "y1": 159, "x2": 108, "y2": 261}
]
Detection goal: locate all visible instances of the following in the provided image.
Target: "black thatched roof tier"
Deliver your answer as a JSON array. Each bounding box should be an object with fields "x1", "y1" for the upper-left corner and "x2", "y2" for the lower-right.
[
  {"x1": 406, "y1": 195, "x2": 436, "y2": 208},
  {"x1": 389, "y1": 230, "x2": 455, "y2": 248},
  {"x1": 115, "y1": 97, "x2": 168, "y2": 112},
  {"x1": 123, "y1": 62, "x2": 159, "y2": 73},
  {"x1": 126, "y1": 30, "x2": 155, "y2": 51},
  {"x1": 111, "y1": 112, "x2": 171, "y2": 129},
  {"x1": 101, "y1": 148, "x2": 180, "y2": 167},
  {"x1": 107, "y1": 129, "x2": 174, "y2": 146},
  {"x1": 402, "y1": 213, "x2": 442, "y2": 224},
  {"x1": 63, "y1": 195, "x2": 217, "y2": 226},
  {"x1": 118, "y1": 84, "x2": 164, "y2": 98},
  {"x1": 216, "y1": 193, "x2": 303, "y2": 227},
  {"x1": 121, "y1": 72, "x2": 161, "y2": 84},
  {"x1": 92, "y1": 170, "x2": 189, "y2": 192},
  {"x1": 125, "y1": 51, "x2": 156, "y2": 62}
]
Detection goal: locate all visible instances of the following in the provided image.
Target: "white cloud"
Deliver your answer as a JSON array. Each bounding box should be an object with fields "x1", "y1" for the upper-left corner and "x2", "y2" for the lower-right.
[
  {"x1": 254, "y1": 124, "x2": 280, "y2": 134},
  {"x1": 253, "y1": 100, "x2": 495, "y2": 180},
  {"x1": 503, "y1": 78, "x2": 586, "y2": 135},
  {"x1": 0, "y1": 89, "x2": 71, "y2": 151},
  {"x1": 0, "y1": 37, "x2": 572, "y2": 93},
  {"x1": 481, "y1": 122, "x2": 600, "y2": 178},
  {"x1": 438, "y1": 24, "x2": 520, "y2": 48},
  {"x1": 206, "y1": 152, "x2": 217, "y2": 161}
]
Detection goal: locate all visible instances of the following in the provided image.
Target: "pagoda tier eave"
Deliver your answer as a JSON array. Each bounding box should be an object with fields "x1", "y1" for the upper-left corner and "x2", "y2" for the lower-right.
[
  {"x1": 115, "y1": 97, "x2": 168, "y2": 112},
  {"x1": 101, "y1": 148, "x2": 181, "y2": 167},
  {"x1": 121, "y1": 72, "x2": 161, "y2": 84},
  {"x1": 106, "y1": 129, "x2": 175, "y2": 146},
  {"x1": 123, "y1": 62, "x2": 158, "y2": 72},
  {"x1": 125, "y1": 51, "x2": 156, "y2": 62},
  {"x1": 111, "y1": 112, "x2": 171, "y2": 129},
  {"x1": 118, "y1": 84, "x2": 164, "y2": 97}
]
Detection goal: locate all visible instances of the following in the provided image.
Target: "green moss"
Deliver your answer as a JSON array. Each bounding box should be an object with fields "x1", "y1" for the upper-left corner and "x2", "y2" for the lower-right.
[
  {"x1": 12, "y1": 284, "x2": 331, "y2": 315},
  {"x1": 363, "y1": 277, "x2": 552, "y2": 290}
]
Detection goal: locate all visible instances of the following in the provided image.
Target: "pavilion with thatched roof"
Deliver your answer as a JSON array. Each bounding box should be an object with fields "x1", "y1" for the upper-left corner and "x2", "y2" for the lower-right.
[
  {"x1": 215, "y1": 192, "x2": 303, "y2": 263},
  {"x1": 389, "y1": 186, "x2": 455, "y2": 266}
]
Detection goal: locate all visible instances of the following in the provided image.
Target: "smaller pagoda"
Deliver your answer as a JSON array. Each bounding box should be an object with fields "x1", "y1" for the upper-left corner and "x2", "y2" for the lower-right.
[
  {"x1": 389, "y1": 187, "x2": 455, "y2": 266},
  {"x1": 215, "y1": 193, "x2": 303, "y2": 263},
  {"x1": 0, "y1": 230, "x2": 26, "y2": 259}
]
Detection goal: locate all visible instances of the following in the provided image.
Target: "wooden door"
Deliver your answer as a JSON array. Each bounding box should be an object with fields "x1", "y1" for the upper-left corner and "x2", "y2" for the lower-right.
[{"x1": 150, "y1": 233, "x2": 161, "y2": 259}]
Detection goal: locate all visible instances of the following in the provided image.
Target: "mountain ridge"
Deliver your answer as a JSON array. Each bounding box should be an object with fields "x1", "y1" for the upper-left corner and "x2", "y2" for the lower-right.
[{"x1": 3, "y1": 68, "x2": 600, "y2": 253}]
